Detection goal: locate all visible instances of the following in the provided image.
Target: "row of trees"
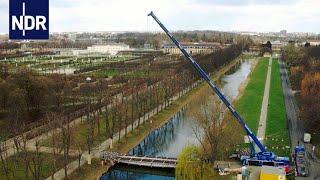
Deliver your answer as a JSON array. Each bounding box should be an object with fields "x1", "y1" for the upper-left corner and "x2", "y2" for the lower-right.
[
  {"x1": 282, "y1": 45, "x2": 320, "y2": 132},
  {"x1": 0, "y1": 43, "x2": 243, "y2": 178},
  {"x1": 115, "y1": 31, "x2": 254, "y2": 49}
]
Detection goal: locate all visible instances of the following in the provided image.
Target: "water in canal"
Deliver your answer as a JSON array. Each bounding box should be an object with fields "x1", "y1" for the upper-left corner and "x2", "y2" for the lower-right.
[{"x1": 100, "y1": 60, "x2": 253, "y2": 180}]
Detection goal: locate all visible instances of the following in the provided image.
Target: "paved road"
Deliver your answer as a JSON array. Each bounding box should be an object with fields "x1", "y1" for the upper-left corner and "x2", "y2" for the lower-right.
[{"x1": 279, "y1": 60, "x2": 320, "y2": 180}]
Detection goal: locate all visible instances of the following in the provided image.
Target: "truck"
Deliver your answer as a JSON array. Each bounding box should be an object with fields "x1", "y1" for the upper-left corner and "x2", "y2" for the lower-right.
[
  {"x1": 304, "y1": 133, "x2": 311, "y2": 143},
  {"x1": 293, "y1": 145, "x2": 309, "y2": 177}
]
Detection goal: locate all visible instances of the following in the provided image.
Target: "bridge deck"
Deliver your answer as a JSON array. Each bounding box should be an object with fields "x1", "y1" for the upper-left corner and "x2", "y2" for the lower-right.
[{"x1": 101, "y1": 152, "x2": 177, "y2": 169}]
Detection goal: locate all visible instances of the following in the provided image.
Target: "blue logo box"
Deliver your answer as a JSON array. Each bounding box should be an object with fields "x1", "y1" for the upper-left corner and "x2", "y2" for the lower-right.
[{"x1": 9, "y1": 0, "x2": 49, "y2": 40}]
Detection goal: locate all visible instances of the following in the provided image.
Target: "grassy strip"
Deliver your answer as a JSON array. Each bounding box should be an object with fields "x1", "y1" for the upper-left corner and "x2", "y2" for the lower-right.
[
  {"x1": 264, "y1": 59, "x2": 291, "y2": 157},
  {"x1": 234, "y1": 58, "x2": 269, "y2": 133},
  {"x1": 0, "y1": 152, "x2": 76, "y2": 180}
]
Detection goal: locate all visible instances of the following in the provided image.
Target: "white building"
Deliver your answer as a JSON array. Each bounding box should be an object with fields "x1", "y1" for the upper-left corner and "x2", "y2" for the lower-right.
[
  {"x1": 162, "y1": 42, "x2": 221, "y2": 55},
  {"x1": 87, "y1": 43, "x2": 130, "y2": 55},
  {"x1": 309, "y1": 40, "x2": 320, "y2": 46}
]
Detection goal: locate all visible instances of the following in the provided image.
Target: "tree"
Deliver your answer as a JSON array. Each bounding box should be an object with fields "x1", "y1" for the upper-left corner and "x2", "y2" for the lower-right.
[
  {"x1": 266, "y1": 41, "x2": 272, "y2": 49},
  {"x1": 0, "y1": 79, "x2": 10, "y2": 110},
  {"x1": 8, "y1": 88, "x2": 28, "y2": 135},
  {"x1": 60, "y1": 121, "x2": 71, "y2": 179},
  {"x1": 47, "y1": 113, "x2": 59, "y2": 180},
  {"x1": 0, "y1": 137, "x2": 10, "y2": 179},
  {"x1": 189, "y1": 93, "x2": 224, "y2": 162},
  {"x1": 176, "y1": 145, "x2": 215, "y2": 180},
  {"x1": 305, "y1": 42, "x2": 311, "y2": 48},
  {"x1": 29, "y1": 141, "x2": 43, "y2": 180},
  {"x1": 300, "y1": 72, "x2": 320, "y2": 132}
]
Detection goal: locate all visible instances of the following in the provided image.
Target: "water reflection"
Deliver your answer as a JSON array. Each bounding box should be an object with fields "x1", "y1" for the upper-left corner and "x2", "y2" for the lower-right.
[
  {"x1": 222, "y1": 60, "x2": 253, "y2": 100},
  {"x1": 129, "y1": 107, "x2": 199, "y2": 158},
  {"x1": 101, "y1": 165, "x2": 174, "y2": 180}
]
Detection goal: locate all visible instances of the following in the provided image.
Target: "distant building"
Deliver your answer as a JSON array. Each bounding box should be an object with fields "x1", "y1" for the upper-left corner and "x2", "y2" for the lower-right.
[
  {"x1": 309, "y1": 40, "x2": 320, "y2": 46},
  {"x1": 87, "y1": 43, "x2": 130, "y2": 55},
  {"x1": 280, "y1": 30, "x2": 287, "y2": 36},
  {"x1": 271, "y1": 41, "x2": 287, "y2": 50},
  {"x1": 296, "y1": 40, "x2": 320, "y2": 47},
  {"x1": 118, "y1": 49, "x2": 163, "y2": 56},
  {"x1": 162, "y1": 42, "x2": 221, "y2": 55}
]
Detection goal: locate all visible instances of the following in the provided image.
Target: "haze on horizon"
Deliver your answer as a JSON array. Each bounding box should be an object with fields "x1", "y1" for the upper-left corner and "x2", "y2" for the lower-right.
[{"x1": 0, "y1": 0, "x2": 319, "y2": 34}]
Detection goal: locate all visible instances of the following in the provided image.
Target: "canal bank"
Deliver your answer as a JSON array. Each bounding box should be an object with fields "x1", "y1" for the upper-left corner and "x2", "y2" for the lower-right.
[
  {"x1": 68, "y1": 56, "x2": 252, "y2": 179},
  {"x1": 100, "y1": 59, "x2": 255, "y2": 179}
]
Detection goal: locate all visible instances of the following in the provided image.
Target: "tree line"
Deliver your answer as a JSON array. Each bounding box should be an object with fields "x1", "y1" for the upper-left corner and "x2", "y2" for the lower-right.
[{"x1": 282, "y1": 44, "x2": 320, "y2": 132}]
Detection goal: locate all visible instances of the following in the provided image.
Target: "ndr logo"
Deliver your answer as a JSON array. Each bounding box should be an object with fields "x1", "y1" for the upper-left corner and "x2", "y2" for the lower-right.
[{"x1": 9, "y1": 0, "x2": 49, "y2": 40}]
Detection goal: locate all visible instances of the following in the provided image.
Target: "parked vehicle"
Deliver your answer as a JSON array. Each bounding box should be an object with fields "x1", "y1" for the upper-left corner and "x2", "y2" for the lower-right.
[
  {"x1": 304, "y1": 133, "x2": 311, "y2": 143},
  {"x1": 294, "y1": 145, "x2": 309, "y2": 177}
]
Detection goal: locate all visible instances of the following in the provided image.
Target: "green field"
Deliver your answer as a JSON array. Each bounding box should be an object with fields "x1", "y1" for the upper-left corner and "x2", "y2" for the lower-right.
[
  {"x1": 235, "y1": 58, "x2": 269, "y2": 133},
  {"x1": 92, "y1": 69, "x2": 121, "y2": 78},
  {"x1": 265, "y1": 59, "x2": 290, "y2": 156}
]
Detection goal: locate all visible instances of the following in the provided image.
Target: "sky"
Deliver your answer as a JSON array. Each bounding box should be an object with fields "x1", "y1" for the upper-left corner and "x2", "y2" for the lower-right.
[{"x1": 0, "y1": 0, "x2": 319, "y2": 34}]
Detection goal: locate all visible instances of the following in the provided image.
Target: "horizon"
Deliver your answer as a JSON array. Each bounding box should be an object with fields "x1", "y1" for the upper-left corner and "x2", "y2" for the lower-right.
[
  {"x1": 1, "y1": 0, "x2": 320, "y2": 34},
  {"x1": 0, "y1": 29, "x2": 319, "y2": 35}
]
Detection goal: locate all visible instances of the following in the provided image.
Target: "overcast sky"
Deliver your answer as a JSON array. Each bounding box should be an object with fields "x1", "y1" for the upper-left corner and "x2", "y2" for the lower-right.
[{"x1": 0, "y1": 0, "x2": 319, "y2": 34}]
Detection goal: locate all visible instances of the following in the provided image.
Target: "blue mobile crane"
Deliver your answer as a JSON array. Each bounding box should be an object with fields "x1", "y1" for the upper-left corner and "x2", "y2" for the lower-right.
[{"x1": 148, "y1": 11, "x2": 290, "y2": 169}]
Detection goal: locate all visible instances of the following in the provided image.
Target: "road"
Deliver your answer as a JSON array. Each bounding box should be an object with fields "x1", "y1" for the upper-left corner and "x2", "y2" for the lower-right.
[{"x1": 279, "y1": 60, "x2": 320, "y2": 180}]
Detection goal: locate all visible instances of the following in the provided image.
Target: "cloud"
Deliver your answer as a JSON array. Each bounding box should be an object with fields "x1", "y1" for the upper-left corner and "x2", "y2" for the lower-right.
[{"x1": 0, "y1": 0, "x2": 319, "y2": 33}]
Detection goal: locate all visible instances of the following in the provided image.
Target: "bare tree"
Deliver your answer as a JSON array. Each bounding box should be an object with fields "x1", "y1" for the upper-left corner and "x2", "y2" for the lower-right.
[
  {"x1": 124, "y1": 98, "x2": 128, "y2": 138},
  {"x1": 29, "y1": 141, "x2": 43, "y2": 180},
  {"x1": 86, "y1": 112, "x2": 94, "y2": 156},
  {"x1": 0, "y1": 138, "x2": 10, "y2": 179},
  {"x1": 189, "y1": 93, "x2": 224, "y2": 162},
  {"x1": 60, "y1": 121, "x2": 71, "y2": 179},
  {"x1": 75, "y1": 140, "x2": 84, "y2": 170}
]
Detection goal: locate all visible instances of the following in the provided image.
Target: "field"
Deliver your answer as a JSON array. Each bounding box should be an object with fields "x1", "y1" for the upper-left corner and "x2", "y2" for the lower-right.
[
  {"x1": 235, "y1": 57, "x2": 269, "y2": 133},
  {"x1": 264, "y1": 59, "x2": 290, "y2": 156}
]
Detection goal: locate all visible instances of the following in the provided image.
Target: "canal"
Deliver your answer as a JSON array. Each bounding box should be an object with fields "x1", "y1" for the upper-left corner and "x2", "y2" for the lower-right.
[{"x1": 100, "y1": 59, "x2": 254, "y2": 179}]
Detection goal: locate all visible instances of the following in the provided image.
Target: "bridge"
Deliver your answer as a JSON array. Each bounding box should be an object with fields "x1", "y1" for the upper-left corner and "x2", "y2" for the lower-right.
[{"x1": 100, "y1": 152, "x2": 177, "y2": 169}]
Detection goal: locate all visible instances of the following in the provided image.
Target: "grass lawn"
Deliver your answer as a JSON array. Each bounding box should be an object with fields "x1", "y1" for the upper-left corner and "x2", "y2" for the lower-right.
[
  {"x1": 234, "y1": 58, "x2": 269, "y2": 133},
  {"x1": 264, "y1": 59, "x2": 291, "y2": 157},
  {"x1": 93, "y1": 69, "x2": 121, "y2": 78},
  {"x1": 0, "y1": 152, "x2": 76, "y2": 180}
]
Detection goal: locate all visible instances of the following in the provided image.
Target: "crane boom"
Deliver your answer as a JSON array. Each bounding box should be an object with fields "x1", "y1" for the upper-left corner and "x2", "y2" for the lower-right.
[{"x1": 148, "y1": 11, "x2": 266, "y2": 153}]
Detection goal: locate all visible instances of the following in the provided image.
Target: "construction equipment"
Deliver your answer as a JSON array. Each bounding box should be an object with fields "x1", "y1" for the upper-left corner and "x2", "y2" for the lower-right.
[
  {"x1": 148, "y1": 11, "x2": 290, "y2": 170},
  {"x1": 303, "y1": 133, "x2": 311, "y2": 143},
  {"x1": 293, "y1": 145, "x2": 308, "y2": 176},
  {"x1": 260, "y1": 166, "x2": 286, "y2": 180}
]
